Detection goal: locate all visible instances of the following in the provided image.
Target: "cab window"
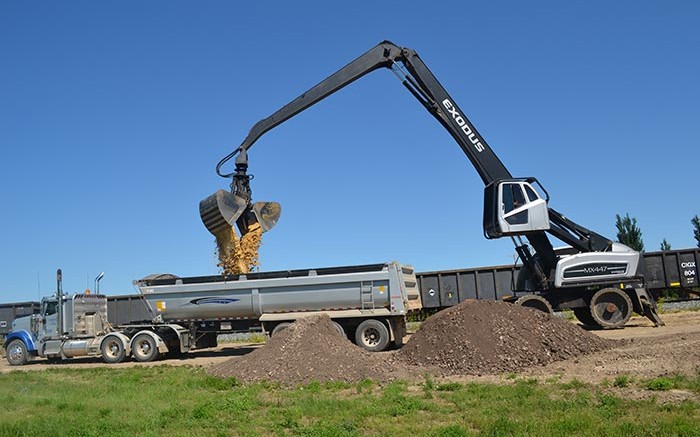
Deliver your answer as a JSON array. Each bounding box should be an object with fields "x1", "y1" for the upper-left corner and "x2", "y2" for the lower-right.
[
  {"x1": 502, "y1": 183, "x2": 528, "y2": 225},
  {"x1": 43, "y1": 301, "x2": 57, "y2": 316},
  {"x1": 524, "y1": 185, "x2": 539, "y2": 202},
  {"x1": 503, "y1": 183, "x2": 526, "y2": 214}
]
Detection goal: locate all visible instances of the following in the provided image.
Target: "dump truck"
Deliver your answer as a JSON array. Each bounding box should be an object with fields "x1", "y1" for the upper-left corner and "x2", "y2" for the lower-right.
[{"x1": 4, "y1": 263, "x2": 420, "y2": 365}]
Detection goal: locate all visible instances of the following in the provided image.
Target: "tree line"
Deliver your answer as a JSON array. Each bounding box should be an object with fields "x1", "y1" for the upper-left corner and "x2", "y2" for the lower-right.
[{"x1": 615, "y1": 213, "x2": 700, "y2": 252}]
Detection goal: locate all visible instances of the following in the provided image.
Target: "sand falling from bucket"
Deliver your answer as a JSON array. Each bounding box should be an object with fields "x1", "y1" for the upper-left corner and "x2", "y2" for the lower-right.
[{"x1": 215, "y1": 223, "x2": 263, "y2": 275}]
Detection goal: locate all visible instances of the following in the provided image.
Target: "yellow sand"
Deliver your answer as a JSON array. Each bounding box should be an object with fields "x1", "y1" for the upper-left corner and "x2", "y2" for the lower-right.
[{"x1": 215, "y1": 223, "x2": 262, "y2": 275}]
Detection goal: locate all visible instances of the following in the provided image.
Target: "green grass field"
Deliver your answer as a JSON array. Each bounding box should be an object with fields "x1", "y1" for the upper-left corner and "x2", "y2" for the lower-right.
[{"x1": 1, "y1": 366, "x2": 699, "y2": 437}]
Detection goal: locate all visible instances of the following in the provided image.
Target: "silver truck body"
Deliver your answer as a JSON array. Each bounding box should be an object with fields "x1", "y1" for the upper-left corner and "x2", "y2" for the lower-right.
[{"x1": 135, "y1": 262, "x2": 421, "y2": 322}]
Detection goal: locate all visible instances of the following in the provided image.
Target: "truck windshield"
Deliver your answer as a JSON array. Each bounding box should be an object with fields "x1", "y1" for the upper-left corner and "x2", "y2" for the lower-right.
[{"x1": 43, "y1": 301, "x2": 57, "y2": 316}]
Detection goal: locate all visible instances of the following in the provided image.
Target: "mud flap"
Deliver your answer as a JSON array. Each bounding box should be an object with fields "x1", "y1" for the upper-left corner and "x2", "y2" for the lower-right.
[{"x1": 631, "y1": 288, "x2": 665, "y2": 327}]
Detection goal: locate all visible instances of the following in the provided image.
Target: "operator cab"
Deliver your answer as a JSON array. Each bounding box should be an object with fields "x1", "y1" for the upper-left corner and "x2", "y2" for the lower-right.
[{"x1": 483, "y1": 178, "x2": 550, "y2": 238}]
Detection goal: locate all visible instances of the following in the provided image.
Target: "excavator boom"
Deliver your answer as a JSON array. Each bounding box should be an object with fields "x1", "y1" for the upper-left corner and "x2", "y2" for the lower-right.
[{"x1": 201, "y1": 41, "x2": 559, "y2": 271}]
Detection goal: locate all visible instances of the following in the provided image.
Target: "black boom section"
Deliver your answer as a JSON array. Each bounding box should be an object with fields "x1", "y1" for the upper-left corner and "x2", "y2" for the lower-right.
[
  {"x1": 216, "y1": 41, "x2": 511, "y2": 185},
  {"x1": 213, "y1": 40, "x2": 626, "y2": 282},
  {"x1": 396, "y1": 48, "x2": 511, "y2": 184}
]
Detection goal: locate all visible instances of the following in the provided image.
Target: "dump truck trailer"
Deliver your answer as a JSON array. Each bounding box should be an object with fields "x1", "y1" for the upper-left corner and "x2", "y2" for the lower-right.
[
  {"x1": 135, "y1": 262, "x2": 420, "y2": 352},
  {"x1": 4, "y1": 262, "x2": 420, "y2": 365}
]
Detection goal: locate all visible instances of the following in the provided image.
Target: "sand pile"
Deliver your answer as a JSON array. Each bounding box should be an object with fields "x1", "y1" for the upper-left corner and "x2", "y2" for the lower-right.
[
  {"x1": 215, "y1": 224, "x2": 262, "y2": 275},
  {"x1": 398, "y1": 300, "x2": 616, "y2": 375},
  {"x1": 208, "y1": 315, "x2": 410, "y2": 384}
]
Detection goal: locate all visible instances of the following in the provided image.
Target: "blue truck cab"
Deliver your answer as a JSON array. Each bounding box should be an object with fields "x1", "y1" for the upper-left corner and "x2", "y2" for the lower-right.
[{"x1": 5, "y1": 296, "x2": 61, "y2": 365}]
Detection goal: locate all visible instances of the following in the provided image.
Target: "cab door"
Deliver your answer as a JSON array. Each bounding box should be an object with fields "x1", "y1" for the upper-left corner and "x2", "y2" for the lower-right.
[
  {"x1": 39, "y1": 299, "x2": 58, "y2": 338},
  {"x1": 484, "y1": 179, "x2": 550, "y2": 238}
]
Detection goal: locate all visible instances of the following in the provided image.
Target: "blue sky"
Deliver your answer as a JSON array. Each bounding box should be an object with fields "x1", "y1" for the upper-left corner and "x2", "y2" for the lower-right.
[{"x1": 1, "y1": 1, "x2": 698, "y2": 301}]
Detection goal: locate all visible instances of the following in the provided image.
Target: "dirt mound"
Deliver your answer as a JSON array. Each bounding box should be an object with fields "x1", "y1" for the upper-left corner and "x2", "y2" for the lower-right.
[
  {"x1": 209, "y1": 302, "x2": 617, "y2": 384},
  {"x1": 398, "y1": 300, "x2": 617, "y2": 375},
  {"x1": 208, "y1": 315, "x2": 410, "y2": 384}
]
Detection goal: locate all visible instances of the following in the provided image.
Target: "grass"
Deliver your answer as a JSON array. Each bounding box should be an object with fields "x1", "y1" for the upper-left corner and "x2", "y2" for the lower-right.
[
  {"x1": 1, "y1": 367, "x2": 700, "y2": 436},
  {"x1": 217, "y1": 332, "x2": 267, "y2": 344},
  {"x1": 641, "y1": 374, "x2": 700, "y2": 392},
  {"x1": 558, "y1": 309, "x2": 576, "y2": 321},
  {"x1": 613, "y1": 375, "x2": 633, "y2": 388}
]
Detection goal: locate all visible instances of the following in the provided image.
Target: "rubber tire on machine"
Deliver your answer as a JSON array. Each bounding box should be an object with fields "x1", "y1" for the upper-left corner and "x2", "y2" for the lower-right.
[
  {"x1": 573, "y1": 307, "x2": 597, "y2": 327},
  {"x1": 101, "y1": 336, "x2": 126, "y2": 364},
  {"x1": 331, "y1": 321, "x2": 346, "y2": 338},
  {"x1": 271, "y1": 322, "x2": 291, "y2": 337},
  {"x1": 132, "y1": 333, "x2": 160, "y2": 362},
  {"x1": 354, "y1": 319, "x2": 390, "y2": 352},
  {"x1": 513, "y1": 295, "x2": 553, "y2": 314},
  {"x1": 589, "y1": 288, "x2": 633, "y2": 329},
  {"x1": 5, "y1": 339, "x2": 29, "y2": 366}
]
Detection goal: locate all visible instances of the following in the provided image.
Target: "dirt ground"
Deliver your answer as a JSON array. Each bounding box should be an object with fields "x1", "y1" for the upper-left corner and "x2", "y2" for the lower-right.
[
  {"x1": 3, "y1": 311, "x2": 699, "y2": 401},
  {"x1": 456, "y1": 311, "x2": 700, "y2": 402}
]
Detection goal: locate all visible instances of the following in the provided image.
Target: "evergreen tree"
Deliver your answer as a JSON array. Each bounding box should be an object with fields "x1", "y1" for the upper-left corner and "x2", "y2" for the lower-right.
[
  {"x1": 660, "y1": 239, "x2": 671, "y2": 251},
  {"x1": 615, "y1": 213, "x2": 645, "y2": 252},
  {"x1": 692, "y1": 215, "x2": 700, "y2": 248}
]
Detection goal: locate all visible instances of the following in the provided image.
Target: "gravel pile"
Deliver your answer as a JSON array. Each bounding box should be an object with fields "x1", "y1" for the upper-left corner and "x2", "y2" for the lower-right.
[
  {"x1": 208, "y1": 314, "x2": 410, "y2": 384},
  {"x1": 398, "y1": 300, "x2": 616, "y2": 375},
  {"x1": 209, "y1": 301, "x2": 617, "y2": 384}
]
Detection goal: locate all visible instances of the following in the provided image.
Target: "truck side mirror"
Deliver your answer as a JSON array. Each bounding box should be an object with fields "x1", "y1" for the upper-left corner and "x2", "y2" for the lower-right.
[{"x1": 483, "y1": 179, "x2": 550, "y2": 238}]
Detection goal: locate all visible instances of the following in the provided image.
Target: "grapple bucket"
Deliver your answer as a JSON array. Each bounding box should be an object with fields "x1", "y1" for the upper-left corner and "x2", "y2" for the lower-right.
[
  {"x1": 199, "y1": 189, "x2": 247, "y2": 236},
  {"x1": 199, "y1": 189, "x2": 281, "y2": 236},
  {"x1": 250, "y1": 201, "x2": 281, "y2": 232}
]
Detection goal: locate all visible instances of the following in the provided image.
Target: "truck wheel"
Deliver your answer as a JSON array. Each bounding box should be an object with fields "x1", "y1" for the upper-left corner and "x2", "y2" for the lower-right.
[
  {"x1": 514, "y1": 295, "x2": 553, "y2": 314},
  {"x1": 589, "y1": 288, "x2": 633, "y2": 329},
  {"x1": 355, "y1": 320, "x2": 390, "y2": 352},
  {"x1": 132, "y1": 334, "x2": 159, "y2": 362},
  {"x1": 101, "y1": 336, "x2": 126, "y2": 364},
  {"x1": 271, "y1": 322, "x2": 291, "y2": 337},
  {"x1": 6, "y1": 339, "x2": 29, "y2": 366},
  {"x1": 332, "y1": 321, "x2": 346, "y2": 338}
]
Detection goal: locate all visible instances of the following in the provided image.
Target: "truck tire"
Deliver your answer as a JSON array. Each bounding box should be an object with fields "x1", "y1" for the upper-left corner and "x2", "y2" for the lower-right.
[
  {"x1": 132, "y1": 333, "x2": 159, "y2": 362},
  {"x1": 589, "y1": 288, "x2": 633, "y2": 329},
  {"x1": 332, "y1": 321, "x2": 345, "y2": 338},
  {"x1": 354, "y1": 319, "x2": 390, "y2": 352},
  {"x1": 271, "y1": 322, "x2": 291, "y2": 337},
  {"x1": 101, "y1": 336, "x2": 126, "y2": 364},
  {"x1": 6, "y1": 339, "x2": 29, "y2": 366}
]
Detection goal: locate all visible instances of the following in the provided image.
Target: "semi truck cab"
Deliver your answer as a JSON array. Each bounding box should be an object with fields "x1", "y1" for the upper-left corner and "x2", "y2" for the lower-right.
[
  {"x1": 4, "y1": 291, "x2": 115, "y2": 365},
  {"x1": 22, "y1": 296, "x2": 60, "y2": 341}
]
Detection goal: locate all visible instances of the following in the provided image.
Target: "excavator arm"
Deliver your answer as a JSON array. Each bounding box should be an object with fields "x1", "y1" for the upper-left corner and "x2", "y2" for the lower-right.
[
  {"x1": 201, "y1": 40, "x2": 612, "y2": 281},
  {"x1": 215, "y1": 41, "x2": 511, "y2": 184}
]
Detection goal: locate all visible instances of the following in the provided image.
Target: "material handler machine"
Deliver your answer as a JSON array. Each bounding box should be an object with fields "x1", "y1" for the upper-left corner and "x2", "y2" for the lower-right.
[{"x1": 199, "y1": 41, "x2": 663, "y2": 329}]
